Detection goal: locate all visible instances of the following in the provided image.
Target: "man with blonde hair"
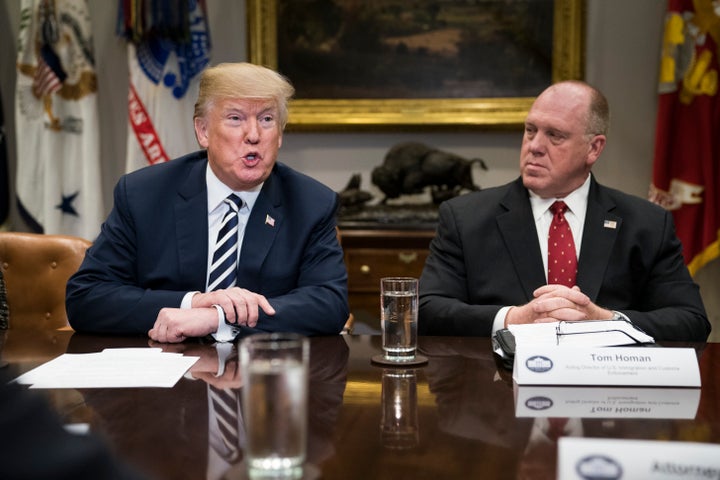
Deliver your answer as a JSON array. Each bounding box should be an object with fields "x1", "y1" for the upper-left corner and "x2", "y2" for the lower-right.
[{"x1": 67, "y1": 62, "x2": 349, "y2": 342}]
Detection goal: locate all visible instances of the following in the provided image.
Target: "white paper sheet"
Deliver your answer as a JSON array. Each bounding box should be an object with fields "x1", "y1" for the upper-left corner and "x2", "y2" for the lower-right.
[{"x1": 15, "y1": 348, "x2": 199, "y2": 388}]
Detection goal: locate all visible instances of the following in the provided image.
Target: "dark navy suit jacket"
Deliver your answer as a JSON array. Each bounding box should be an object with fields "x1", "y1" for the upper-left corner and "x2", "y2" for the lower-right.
[
  {"x1": 66, "y1": 151, "x2": 349, "y2": 336},
  {"x1": 419, "y1": 175, "x2": 710, "y2": 342}
]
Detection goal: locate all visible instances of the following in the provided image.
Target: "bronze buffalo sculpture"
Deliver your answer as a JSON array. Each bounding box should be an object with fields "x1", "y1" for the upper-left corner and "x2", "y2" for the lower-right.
[{"x1": 371, "y1": 142, "x2": 487, "y2": 204}]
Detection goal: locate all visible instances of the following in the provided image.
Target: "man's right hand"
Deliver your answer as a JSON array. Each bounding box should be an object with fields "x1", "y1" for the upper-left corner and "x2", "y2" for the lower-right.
[{"x1": 191, "y1": 287, "x2": 276, "y2": 328}]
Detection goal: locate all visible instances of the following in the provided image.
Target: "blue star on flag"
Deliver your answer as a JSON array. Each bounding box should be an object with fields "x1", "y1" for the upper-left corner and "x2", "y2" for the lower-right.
[{"x1": 56, "y1": 191, "x2": 80, "y2": 216}]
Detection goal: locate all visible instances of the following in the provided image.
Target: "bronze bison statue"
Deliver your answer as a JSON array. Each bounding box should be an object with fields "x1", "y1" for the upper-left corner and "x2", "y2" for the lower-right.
[{"x1": 371, "y1": 142, "x2": 487, "y2": 204}]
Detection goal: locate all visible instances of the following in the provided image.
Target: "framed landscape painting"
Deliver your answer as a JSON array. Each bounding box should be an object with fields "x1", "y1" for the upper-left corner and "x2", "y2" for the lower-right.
[{"x1": 247, "y1": 0, "x2": 584, "y2": 130}]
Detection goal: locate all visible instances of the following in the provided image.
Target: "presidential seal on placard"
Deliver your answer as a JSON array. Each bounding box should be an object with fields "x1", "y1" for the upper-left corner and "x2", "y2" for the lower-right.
[{"x1": 525, "y1": 355, "x2": 554, "y2": 373}]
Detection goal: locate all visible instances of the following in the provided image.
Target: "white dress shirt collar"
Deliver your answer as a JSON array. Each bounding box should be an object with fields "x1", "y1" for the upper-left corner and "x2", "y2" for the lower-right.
[
  {"x1": 528, "y1": 174, "x2": 591, "y2": 221},
  {"x1": 205, "y1": 164, "x2": 262, "y2": 213}
]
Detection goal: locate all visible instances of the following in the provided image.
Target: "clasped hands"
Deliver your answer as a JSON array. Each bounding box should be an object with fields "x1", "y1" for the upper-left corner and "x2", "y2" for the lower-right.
[
  {"x1": 148, "y1": 287, "x2": 276, "y2": 343},
  {"x1": 505, "y1": 284, "x2": 613, "y2": 327}
]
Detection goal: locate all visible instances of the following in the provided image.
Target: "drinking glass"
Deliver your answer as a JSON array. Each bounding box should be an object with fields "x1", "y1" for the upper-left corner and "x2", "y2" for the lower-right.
[
  {"x1": 381, "y1": 277, "x2": 418, "y2": 362},
  {"x1": 240, "y1": 333, "x2": 309, "y2": 479}
]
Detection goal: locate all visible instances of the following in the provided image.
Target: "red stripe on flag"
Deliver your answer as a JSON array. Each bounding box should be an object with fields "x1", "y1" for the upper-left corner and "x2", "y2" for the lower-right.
[
  {"x1": 32, "y1": 59, "x2": 62, "y2": 98},
  {"x1": 127, "y1": 82, "x2": 170, "y2": 166}
]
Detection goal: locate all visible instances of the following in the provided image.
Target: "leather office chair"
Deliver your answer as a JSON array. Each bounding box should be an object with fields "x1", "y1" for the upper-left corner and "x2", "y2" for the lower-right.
[{"x1": 0, "y1": 232, "x2": 91, "y2": 331}]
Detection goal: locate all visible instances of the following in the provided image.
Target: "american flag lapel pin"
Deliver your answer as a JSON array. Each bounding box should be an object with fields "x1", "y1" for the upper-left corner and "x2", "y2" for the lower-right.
[
  {"x1": 265, "y1": 214, "x2": 275, "y2": 227},
  {"x1": 603, "y1": 220, "x2": 617, "y2": 229}
]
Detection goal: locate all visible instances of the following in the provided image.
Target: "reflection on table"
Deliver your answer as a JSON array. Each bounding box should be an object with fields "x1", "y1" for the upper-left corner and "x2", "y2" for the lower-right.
[{"x1": 1, "y1": 331, "x2": 719, "y2": 480}]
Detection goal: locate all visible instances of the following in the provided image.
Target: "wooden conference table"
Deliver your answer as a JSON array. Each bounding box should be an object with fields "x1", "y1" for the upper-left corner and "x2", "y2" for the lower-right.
[{"x1": 1, "y1": 329, "x2": 719, "y2": 480}]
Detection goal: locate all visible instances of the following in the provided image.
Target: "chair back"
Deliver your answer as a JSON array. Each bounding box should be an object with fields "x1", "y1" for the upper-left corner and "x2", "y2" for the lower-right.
[{"x1": 0, "y1": 232, "x2": 91, "y2": 331}]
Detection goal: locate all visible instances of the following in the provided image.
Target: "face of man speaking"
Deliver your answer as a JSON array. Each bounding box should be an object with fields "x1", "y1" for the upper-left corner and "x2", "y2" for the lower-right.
[{"x1": 194, "y1": 97, "x2": 283, "y2": 191}]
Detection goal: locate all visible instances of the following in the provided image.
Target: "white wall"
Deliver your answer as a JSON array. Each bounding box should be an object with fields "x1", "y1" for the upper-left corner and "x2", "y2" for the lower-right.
[{"x1": 1, "y1": 0, "x2": 718, "y2": 338}]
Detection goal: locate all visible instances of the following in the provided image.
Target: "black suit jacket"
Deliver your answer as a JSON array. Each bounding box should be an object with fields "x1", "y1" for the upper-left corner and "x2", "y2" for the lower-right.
[
  {"x1": 66, "y1": 151, "x2": 349, "y2": 336},
  {"x1": 419, "y1": 176, "x2": 709, "y2": 342}
]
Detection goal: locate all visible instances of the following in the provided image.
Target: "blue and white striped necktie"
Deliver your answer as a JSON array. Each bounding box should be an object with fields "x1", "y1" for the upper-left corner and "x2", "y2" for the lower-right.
[
  {"x1": 209, "y1": 385, "x2": 244, "y2": 463},
  {"x1": 208, "y1": 194, "x2": 243, "y2": 292}
]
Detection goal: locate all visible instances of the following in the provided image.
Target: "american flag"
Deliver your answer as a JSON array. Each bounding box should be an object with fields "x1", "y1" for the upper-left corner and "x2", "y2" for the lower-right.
[
  {"x1": 15, "y1": 0, "x2": 103, "y2": 240},
  {"x1": 32, "y1": 45, "x2": 66, "y2": 98}
]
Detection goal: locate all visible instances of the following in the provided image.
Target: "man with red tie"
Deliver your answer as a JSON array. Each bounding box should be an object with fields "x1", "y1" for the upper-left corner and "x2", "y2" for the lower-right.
[{"x1": 419, "y1": 81, "x2": 709, "y2": 342}]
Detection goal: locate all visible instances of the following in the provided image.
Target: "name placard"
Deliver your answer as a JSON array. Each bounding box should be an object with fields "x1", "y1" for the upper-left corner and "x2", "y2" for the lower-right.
[
  {"x1": 514, "y1": 385, "x2": 700, "y2": 419},
  {"x1": 512, "y1": 346, "x2": 700, "y2": 387},
  {"x1": 558, "y1": 438, "x2": 720, "y2": 480}
]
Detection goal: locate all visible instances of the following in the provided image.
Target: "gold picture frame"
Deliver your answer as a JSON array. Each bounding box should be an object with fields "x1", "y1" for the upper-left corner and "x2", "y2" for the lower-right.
[{"x1": 247, "y1": 0, "x2": 585, "y2": 131}]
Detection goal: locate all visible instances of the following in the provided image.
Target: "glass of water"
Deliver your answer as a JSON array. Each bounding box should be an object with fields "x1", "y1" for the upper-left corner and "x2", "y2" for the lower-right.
[
  {"x1": 380, "y1": 277, "x2": 418, "y2": 362},
  {"x1": 240, "y1": 333, "x2": 309, "y2": 479}
]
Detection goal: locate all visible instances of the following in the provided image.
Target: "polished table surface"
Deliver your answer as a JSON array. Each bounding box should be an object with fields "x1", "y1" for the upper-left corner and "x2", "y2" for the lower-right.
[{"x1": 2, "y1": 329, "x2": 719, "y2": 480}]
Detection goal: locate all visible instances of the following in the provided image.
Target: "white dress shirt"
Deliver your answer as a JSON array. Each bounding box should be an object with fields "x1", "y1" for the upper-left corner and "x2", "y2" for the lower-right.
[
  {"x1": 181, "y1": 164, "x2": 262, "y2": 341},
  {"x1": 491, "y1": 175, "x2": 591, "y2": 334}
]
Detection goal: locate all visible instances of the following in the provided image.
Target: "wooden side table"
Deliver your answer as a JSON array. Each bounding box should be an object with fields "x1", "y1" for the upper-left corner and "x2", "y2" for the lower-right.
[{"x1": 338, "y1": 227, "x2": 435, "y2": 317}]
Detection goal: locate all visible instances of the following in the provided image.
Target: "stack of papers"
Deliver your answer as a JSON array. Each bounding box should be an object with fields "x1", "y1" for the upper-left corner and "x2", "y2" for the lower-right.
[
  {"x1": 15, "y1": 348, "x2": 199, "y2": 389},
  {"x1": 507, "y1": 319, "x2": 654, "y2": 348}
]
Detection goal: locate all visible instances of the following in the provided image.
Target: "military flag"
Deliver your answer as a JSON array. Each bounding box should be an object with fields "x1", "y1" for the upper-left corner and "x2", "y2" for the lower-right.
[
  {"x1": 15, "y1": 0, "x2": 104, "y2": 240},
  {"x1": 650, "y1": 0, "x2": 720, "y2": 276},
  {"x1": 118, "y1": 0, "x2": 211, "y2": 173}
]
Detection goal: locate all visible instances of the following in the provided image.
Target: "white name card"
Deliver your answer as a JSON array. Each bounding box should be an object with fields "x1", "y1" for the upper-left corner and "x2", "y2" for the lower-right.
[
  {"x1": 512, "y1": 346, "x2": 700, "y2": 387},
  {"x1": 558, "y1": 437, "x2": 720, "y2": 480},
  {"x1": 514, "y1": 385, "x2": 700, "y2": 419}
]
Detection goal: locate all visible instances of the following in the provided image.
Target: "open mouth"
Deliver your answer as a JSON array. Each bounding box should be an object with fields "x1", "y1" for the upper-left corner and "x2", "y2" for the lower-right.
[{"x1": 243, "y1": 152, "x2": 260, "y2": 163}]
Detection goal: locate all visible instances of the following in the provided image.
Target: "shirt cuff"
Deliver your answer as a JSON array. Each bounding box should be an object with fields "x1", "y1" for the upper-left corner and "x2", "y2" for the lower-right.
[
  {"x1": 492, "y1": 306, "x2": 512, "y2": 336},
  {"x1": 209, "y1": 305, "x2": 240, "y2": 343},
  {"x1": 181, "y1": 291, "x2": 199, "y2": 309}
]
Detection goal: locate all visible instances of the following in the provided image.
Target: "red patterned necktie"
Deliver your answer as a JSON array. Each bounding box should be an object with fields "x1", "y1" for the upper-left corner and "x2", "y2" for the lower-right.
[{"x1": 547, "y1": 201, "x2": 577, "y2": 287}]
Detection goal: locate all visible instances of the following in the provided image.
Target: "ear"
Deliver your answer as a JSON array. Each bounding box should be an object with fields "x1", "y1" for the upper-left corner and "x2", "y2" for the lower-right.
[
  {"x1": 586, "y1": 134, "x2": 606, "y2": 167},
  {"x1": 194, "y1": 117, "x2": 209, "y2": 148}
]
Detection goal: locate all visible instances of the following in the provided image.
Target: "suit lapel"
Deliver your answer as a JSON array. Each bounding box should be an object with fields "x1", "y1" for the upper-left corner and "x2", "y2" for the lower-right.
[
  {"x1": 576, "y1": 177, "x2": 621, "y2": 300},
  {"x1": 175, "y1": 159, "x2": 210, "y2": 290},
  {"x1": 497, "y1": 179, "x2": 547, "y2": 300},
  {"x1": 237, "y1": 170, "x2": 283, "y2": 291}
]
